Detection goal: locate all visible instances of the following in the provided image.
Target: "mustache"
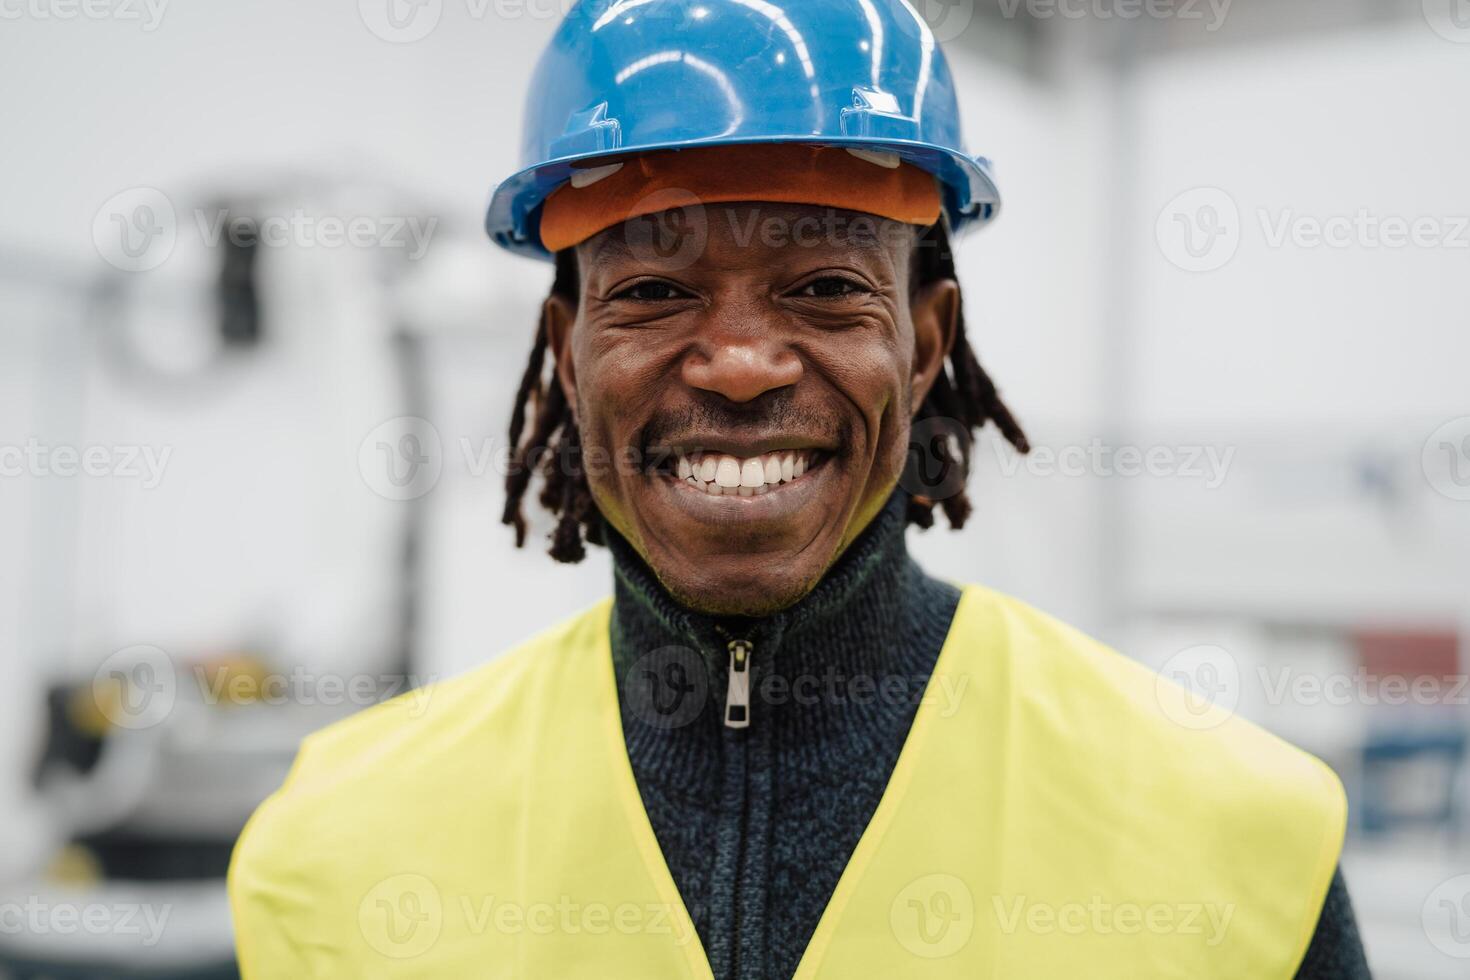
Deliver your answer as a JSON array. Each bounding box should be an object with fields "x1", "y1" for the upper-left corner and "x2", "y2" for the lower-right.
[{"x1": 636, "y1": 389, "x2": 849, "y2": 454}]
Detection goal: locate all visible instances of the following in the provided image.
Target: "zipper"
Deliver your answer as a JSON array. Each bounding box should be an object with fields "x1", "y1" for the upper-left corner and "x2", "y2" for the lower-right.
[{"x1": 724, "y1": 638, "x2": 753, "y2": 729}]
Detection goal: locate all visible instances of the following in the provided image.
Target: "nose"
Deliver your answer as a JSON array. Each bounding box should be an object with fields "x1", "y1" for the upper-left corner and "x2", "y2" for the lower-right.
[{"x1": 681, "y1": 320, "x2": 804, "y2": 404}]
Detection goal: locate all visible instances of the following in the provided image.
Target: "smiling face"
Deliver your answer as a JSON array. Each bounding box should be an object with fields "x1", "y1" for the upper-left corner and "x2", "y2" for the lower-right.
[{"x1": 544, "y1": 204, "x2": 958, "y2": 616}]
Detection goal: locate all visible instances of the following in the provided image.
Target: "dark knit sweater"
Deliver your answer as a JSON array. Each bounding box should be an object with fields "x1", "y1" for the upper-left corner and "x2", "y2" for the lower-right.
[{"x1": 606, "y1": 491, "x2": 1371, "y2": 979}]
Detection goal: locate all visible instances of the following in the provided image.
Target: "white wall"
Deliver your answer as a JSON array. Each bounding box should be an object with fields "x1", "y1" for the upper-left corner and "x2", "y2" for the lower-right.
[{"x1": 2, "y1": 5, "x2": 1465, "y2": 672}]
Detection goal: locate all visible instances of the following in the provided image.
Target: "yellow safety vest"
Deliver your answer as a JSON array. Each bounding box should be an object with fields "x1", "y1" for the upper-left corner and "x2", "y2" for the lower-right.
[{"x1": 229, "y1": 585, "x2": 1345, "y2": 978}]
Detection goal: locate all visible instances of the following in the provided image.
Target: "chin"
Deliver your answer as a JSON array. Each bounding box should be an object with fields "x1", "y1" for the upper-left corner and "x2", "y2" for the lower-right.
[{"x1": 658, "y1": 561, "x2": 826, "y2": 618}]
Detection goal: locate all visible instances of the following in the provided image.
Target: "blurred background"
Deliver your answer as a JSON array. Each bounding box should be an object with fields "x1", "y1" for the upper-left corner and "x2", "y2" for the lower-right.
[{"x1": 1, "y1": 0, "x2": 1467, "y2": 976}]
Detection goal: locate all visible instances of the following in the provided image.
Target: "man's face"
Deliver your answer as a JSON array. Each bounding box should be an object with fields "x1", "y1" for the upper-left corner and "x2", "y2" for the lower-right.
[{"x1": 545, "y1": 204, "x2": 956, "y2": 616}]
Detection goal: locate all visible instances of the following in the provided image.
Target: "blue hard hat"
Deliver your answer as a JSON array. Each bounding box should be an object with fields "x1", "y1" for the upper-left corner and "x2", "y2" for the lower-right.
[{"x1": 486, "y1": 0, "x2": 1000, "y2": 260}]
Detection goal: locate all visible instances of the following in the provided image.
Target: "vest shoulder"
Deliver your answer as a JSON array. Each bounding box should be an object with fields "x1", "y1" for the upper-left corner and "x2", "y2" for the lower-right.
[
  {"x1": 230, "y1": 599, "x2": 613, "y2": 872},
  {"x1": 950, "y1": 584, "x2": 1348, "y2": 829}
]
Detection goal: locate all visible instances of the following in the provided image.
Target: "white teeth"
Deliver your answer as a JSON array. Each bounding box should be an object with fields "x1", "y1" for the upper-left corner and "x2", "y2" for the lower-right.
[
  {"x1": 673, "y1": 449, "x2": 818, "y2": 494},
  {"x1": 715, "y1": 457, "x2": 742, "y2": 488}
]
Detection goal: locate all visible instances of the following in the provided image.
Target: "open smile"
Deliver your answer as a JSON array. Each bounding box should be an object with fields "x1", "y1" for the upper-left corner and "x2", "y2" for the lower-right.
[
  {"x1": 644, "y1": 442, "x2": 840, "y2": 525},
  {"x1": 659, "y1": 448, "x2": 831, "y2": 497}
]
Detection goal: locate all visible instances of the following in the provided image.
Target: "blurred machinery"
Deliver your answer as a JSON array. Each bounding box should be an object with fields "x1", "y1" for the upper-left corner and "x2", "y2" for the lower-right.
[{"x1": 0, "y1": 171, "x2": 480, "y2": 978}]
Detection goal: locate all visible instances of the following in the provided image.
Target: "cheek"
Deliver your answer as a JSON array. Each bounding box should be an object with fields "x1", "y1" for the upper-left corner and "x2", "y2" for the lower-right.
[
  {"x1": 573, "y1": 342, "x2": 668, "y2": 469},
  {"x1": 807, "y1": 334, "x2": 910, "y2": 454}
]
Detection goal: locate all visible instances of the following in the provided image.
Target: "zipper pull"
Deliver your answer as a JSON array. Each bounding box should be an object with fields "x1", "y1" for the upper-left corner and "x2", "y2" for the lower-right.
[{"x1": 724, "y1": 639, "x2": 753, "y2": 729}]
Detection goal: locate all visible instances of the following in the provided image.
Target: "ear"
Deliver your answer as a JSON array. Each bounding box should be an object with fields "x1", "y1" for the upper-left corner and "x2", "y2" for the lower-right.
[
  {"x1": 908, "y1": 278, "x2": 959, "y2": 416},
  {"x1": 543, "y1": 293, "x2": 579, "y2": 419}
]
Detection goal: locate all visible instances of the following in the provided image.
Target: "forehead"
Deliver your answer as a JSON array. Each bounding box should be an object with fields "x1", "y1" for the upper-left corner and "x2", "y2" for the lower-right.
[{"x1": 578, "y1": 203, "x2": 917, "y2": 272}]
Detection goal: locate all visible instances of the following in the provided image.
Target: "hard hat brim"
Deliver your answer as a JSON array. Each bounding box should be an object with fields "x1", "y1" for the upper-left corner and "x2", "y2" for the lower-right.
[{"x1": 486, "y1": 136, "x2": 999, "y2": 261}]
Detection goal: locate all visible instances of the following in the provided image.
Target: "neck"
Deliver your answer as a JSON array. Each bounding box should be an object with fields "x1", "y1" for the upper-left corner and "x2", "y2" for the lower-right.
[{"x1": 604, "y1": 486, "x2": 960, "y2": 793}]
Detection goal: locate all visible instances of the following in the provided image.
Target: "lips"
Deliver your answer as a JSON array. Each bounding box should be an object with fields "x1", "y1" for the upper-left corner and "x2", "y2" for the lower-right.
[{"x1": 670, "y1": 448, "x2": 824, "y2": 496}]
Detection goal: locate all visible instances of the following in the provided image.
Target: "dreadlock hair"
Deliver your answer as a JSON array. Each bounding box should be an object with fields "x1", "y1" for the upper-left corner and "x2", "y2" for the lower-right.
[{"x1": 501, "y1": 221, "x2": 1029, "y2": 563}]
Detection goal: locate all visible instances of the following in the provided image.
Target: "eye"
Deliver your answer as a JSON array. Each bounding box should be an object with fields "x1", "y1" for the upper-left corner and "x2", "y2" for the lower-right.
[
  {"x1": 613, "y1": 280, "x2": 689, "y2": 302},
  {"x1": 797, "y1": 276, "x2": 867, "y2": 299}
]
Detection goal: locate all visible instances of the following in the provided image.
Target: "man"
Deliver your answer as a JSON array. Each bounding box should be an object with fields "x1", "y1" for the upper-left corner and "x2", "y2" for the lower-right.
[{"x1": 229, "y1": 1, "x2": 1371, "y2": 976}]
